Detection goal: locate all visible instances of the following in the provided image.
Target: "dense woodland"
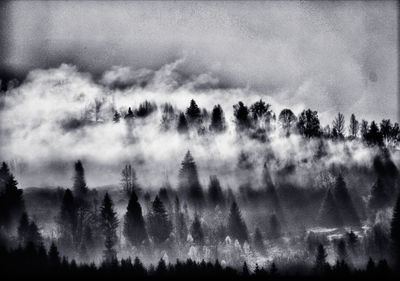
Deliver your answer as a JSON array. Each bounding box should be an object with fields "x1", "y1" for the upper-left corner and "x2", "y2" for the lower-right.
[{"x1": 1, "y1": 98, "x2": 400, "y2": 278}]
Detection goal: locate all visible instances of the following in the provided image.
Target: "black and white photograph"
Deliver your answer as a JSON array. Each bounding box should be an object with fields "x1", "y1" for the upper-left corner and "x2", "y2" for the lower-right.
[{"x1": 0, "y1": 0, "x2": 399, "y2": 279}]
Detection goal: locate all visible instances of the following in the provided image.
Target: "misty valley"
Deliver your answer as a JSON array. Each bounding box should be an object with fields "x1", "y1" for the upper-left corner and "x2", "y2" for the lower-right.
[{"x1": 0, "y1": 65, "x2": 400, "y2": 279}]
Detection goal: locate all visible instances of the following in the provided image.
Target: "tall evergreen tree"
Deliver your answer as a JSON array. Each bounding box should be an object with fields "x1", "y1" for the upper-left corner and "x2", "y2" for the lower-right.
[
  {"x1": 124, "y1": 190, "x2": 148, "y2": 247},
  {"x1": 332, "y1": 175, "x2": 360, "y2": 226},
  {"x1": 317, "y1": 189, "x2": 343, "y2": 227},
  {"x1": 17, "y1": 212, "x2": 30, "y2": 246},
  {"x1": 207, "y1": 175, "x2": 225, "y2": 208},
  {"x1": 209, "y1": 104, "x2": 226, "y2": 133},
  {"x1": 58, "y1": 189, "x2": 77, "y2": 247},
  {"x1": 72, "y1": 160, "x2": 88, "y2": 197},
  {"x1": 365, "y1": 121, "x2": 383, "y2": 146},
  {"x1": 100, "y1": 193, "x2": 119, "y2": 263},
  {"x1": 0, "y1": 162, "x2": 11, "y2": 191},
  {"x1": 48, "y1": 242, "x2": 61, "y2": 267},
  {"x1": 391, "y1": 193, "x2": 400, "y2": 269},
  {"x1": 227, "y1": 201, "x2": 249, "y2": 244},
  {"x1": 349, "y1": 113, "x2": 359, "y2": 139},
  {"x1": 177, "y1": 112, "x2": 189, "y2": 134},
  {"x1": 186, "y1": 99, "x2": 202, "y2": 125},
  {"x1": 190, "y1": 214, "x2": 204, "y2": 245},
  {"x1": 0, "y1": 173, "x2": 25, "y2": 231},
  {"x1": 314, "y1": 244, "x2": 329, "y2": 274},
  {"x1": 148, "y1": 196, "x2": 172, "y2": 244},
  {"x1": 178, "y1": 151, "x2": 204, "y2": 207}
]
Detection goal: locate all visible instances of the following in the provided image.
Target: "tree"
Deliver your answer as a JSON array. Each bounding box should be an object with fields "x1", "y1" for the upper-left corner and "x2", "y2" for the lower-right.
[
  {"x1": 369, "y1": 178, "x2": 390, "y2": 210},
  {"x1": 72, "y1": 160, "x2": 88, "y2": 197},
  {"x1": 0, "y1": 162, "x2": 11, "y2": 191},
  {"x1": 207, "y1": 175, "x2": 225, "y2": 208},
  {"x1": 332, "y1": 113, "x2": 345, "y2": 138},
  {"x1": 0, "y1": 173, "x2": 25, "y2": 231},
  {"x1": 336, "y1": 239, "x2": 348, "y2": 262},
  {"x1": 48, "y1": 242, "x2": 61, "y2": 267},
  {"x1": 278, "y1": 109, "x2": 297, "y2": 136},
  {"x1": 348, "y1": 114, "x2": 359, "y2": 139},
  {"x1": 124, "y1": 190, "x2": 148, "y2": 247},
  {"x1": 365, "y1": 121, "x2": 383, "y2": 146},
  {"x1": 297, "y1": 109, "x2": 321, "y2": 138},
  {"x1": 178, "y1": 151, "x2": 204, "y2": 207},
  {"x1": 113, "y1": 111, "x2": 121, "y2": 123},
  {"x1": 120, "y1": 164, "x2": 138, "y2": 197},
  {"x1": 186, "y1": 99, "x2": 202, "y2": 125},
  {"x1": 125, "y1": 107, "x2": 134, "y2": 119},
  {"x1": 233, "y1": 101, "x2": 251, "y2": 131},
  {"x1": 100, "y1": 193, "x2": 119, "y2": 263},
  {"x1": 17, "y1": 212, "x2": 30, "y2": 246},
  {"x1": 58, "y1": 189, "x2": 77, "y2": 247},
  {"x1": 190, "y1": 214, "x2": 204, "y2": 245},
  {"x1": 314, "y1": 244, "x2": 329, "y2": 274},
  {"x1": 177, "y1": 112, "x2": 189, "y2": 134},
  {"x1": 380, "y1": 119, "x2": 393, "y2": 144},
  {"x1": 209, "y1": 104, "x2": 226, "y2": 133},
  {"x1": 250, "y1": 99, "x2": 274, "y2": 126},
  {"x1": 254, "y1": 227, "x2": 265, "y2": 253},
  {"x1": 148, "y1": 196, "x2": 172, "y2": 245},
  {"x1": 317, "y1": 189, "x2": 343, "y2": 227},
  {"x1": 391, "y1": 193, "x2": 400, "y2": 269},
  {"x1": 332, "y1": 175, "x2": 360, "y2": 226},
  {"x1": 361, "y1": 120, "x2": 369, "y2": 141},
  {"x1": 227, "y1": 201, "x2": 249, "y2": 244}
]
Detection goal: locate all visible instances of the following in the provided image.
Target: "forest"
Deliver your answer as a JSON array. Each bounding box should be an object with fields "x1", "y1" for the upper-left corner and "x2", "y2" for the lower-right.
[{"x1": 1, "y1": 87, "x2": 400, "y2": 278}]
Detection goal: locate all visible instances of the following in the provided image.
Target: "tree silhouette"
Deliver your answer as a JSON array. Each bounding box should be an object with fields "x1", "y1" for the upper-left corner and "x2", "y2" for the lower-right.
[
  {"x1": 178, "y1": 151, "x2": 204, "y2": 207},
  {"x1": 349, "y1": 114, "x2": 359, "y2": 139},
  {"x1": 186, "y1": 99, "x2": 202, "y2": 125},
  {"x1": 207, "y1": 175, "x2": 225, "y2": 208},
  {"x1": 190, "y1": 214, "x2": 204, "y2": 245},
  {"x1": 113, "y1": 111, "x2": 121, "y2": 123},
  {"x1": 0, "y1": 162, "x2": 11, "y2": 191},
  {"x1": 233, "y1": 101, "x2": 251, "y2": 131},
  {"x1": 314, "y1": 244, "x2": 329, "y2": 274},
  {"x1": 101, "y1": 193, "x2": 119, "y2": 263},
  {"x1": 391, "y1": 192, "x2": 400, "y2": 270},
  {"x1": 58, "y1": 189, "x2": 77, "y2": 247},
  {"x1": 209, "y1": 104, "x2": 226, "y2": 133},
  {"x1": 0, "y1": 173, "x2": 25, "y2": 231},
  {"x1": 227, "y1": 201, "x2": 249, "y2": 244},
  {"x1": 332, "y1": 175, "x2": 360, "y2": 226},
  {"x1": 148, "y1": 196, "x2": 172, "y2": 245},
  {"x1": 120, "y1": 164, "x2": 138, "y2": 197},
  {"x1": 332, "y1": 112, "x2": 345, "y2": 139},
  {"x1": 297, "y1": 109, "x2": 321, "y2": 138},
  {"x1": 72, "y1": 160, "x2": 88, "y2": 197},
  {"x1": 177, "y1": 112, "x2": 189, "y2": 134},
  {"x1": 17, "y1": 212, "x2": 30, "y2": 246},
  {"x1": 278, "y1": 109, "x2": 297, "y2": 136},
  {"x1": 365, "y1": 121, "x2": 383, "y2": 146},
  {"x1": 124, "y1": 190, "x2": 148, "y2": 247}
]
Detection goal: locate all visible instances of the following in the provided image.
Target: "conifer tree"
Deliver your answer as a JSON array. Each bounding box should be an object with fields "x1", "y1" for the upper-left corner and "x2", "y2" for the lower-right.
[
  {"x1": 314, "y1": 244, "x2": 329, "y2": 274},
  {"x1": 17, "y1": 212, "x2": 30, "y2": 246},
  {"x1": 0, "y1": 173, "x2": 25, "y2": 231},
  {"x1": 207, "y1": 175, "x2": 225, "y2": 208},
  {"x1": 72, "y1": 160, "x2": 88, "y2": 197},
  {"x1": 391, "y1": 193, "x2": 400, "y2": 269},
  {"x1": 185, "y1": 99, "x2": 202, "y2": 125},
  {"x1": 333, "y1": 175, "x2": 360, "y2": 226},
  {"x1": 124, "y1": 190, "x2": 148, "y2": 247},
  {"x1": 0, "y1": 162, "x2": 11, "y2": 191},
  {"x1": 178, "y1": 151, "x2": 204, "y2": 207},
  {"x1": 58, "y1": 189, "x2": 77, "y2": 246},
  {"x1": 209, "y1": 104, "x2": 226, "y2": 133},
  {"x1": 317, "y1": 189, "x2": 343, "y2": 227},
  {"x1": 148, "y1": 196, "x2": 172, "y2": 244},
  {"x1": 48, "y1": 242, "x2": 61, "y2": 267},
  {"x1": 100, "y1": 193, "x2": 119, "y2": 263},
  {"x1": 190, "y1": 214, "x2": 204, "y2": 245},
  {"x1": 227, "y1": 201, "x2": 249, "y2": 244},
  {"x1": 349, "y1": 114, "x2": 359, "y2": 139},
  {"x1": 177, "y1": 112, "x2": 189, "y2": 134}
]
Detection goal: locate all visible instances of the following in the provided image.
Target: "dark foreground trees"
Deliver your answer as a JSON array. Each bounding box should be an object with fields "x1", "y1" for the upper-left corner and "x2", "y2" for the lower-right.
[{"x1": 124, "y1": 190, "x2": 148, "y2": 247}]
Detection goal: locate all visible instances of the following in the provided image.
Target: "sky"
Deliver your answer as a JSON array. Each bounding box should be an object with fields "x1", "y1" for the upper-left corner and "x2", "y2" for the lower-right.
[{"x1": 0, "y1": 0, "x2": 398, "y2": 123}]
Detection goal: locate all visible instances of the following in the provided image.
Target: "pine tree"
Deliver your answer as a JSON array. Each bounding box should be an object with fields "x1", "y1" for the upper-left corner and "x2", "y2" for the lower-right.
[
  {"x1": 177, "y1": 112, "x2": 189, "y2": 134},
  {"x1": 190, "y1": 214, "x2": 204, "y2": 245},
  {"x1": 365, "y1": 121, "x2": 383, "y2": 146},
  {"x1": 0, "y1": 173, "x2": 25, "y2": 231},
  {"x1": 227, "y1": 201, "x2": 249, "y2": 244},
  {"x1": 317, "y1": 189, "x2": 343, "y2": 228},
  {"x1": 185, "y1": 99, "x2": 202, "y2": 125},
  {"x1": 72, "y1": 160, "x2": 88, "y2": 197},
  {"x1": 209, "y1": 104, "x2": 226, "y2": 133},
  {"x1": 332, "y1": 175, "x2": 360, "y2": 226},
  {"x1": 314, "y1": 244, "x2": 329, "y2": 274},
  {"x1": 178, "y1": 151, "x2": 204, "y2": 207},
  {"x1": 391, "y1": 193, "x2": 400, "y2": 269},
  {"x1": 0, "y1": 162, "x2": 11, "y2": 191},
  {"x1": 17, "y1": 212, "x2": 30, "y2": 246},
  {"x1": 48, "y1": 242, "x2": 61, "y2": 267},
  {"x1": 207, "y1": 175, "x2": 225, "y2": 208},
  {"x1": 349, "y1": 114, "x2": 359, "y2": 139},
  {"x1": 58, "y1": 189, "x2": 77, "y2": 246},
  {"x1": 242, "y1": 262, "x2": 250, "y2": 277},
  {"x1": 148, "y1": 196, "x2": 172, "y2": 244},
  {"x1": 124, "y1": 190, "x2": 148, "y2": 247},
  {"x1": 28, "y1": 220, "x2": 42, "y2": 246},
  {"x1": 100, "y1": 193, "x2": 119, "y2": 263},
  {"x1": 369, "y1": 177, "x2": 390, "y2": 210}
]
